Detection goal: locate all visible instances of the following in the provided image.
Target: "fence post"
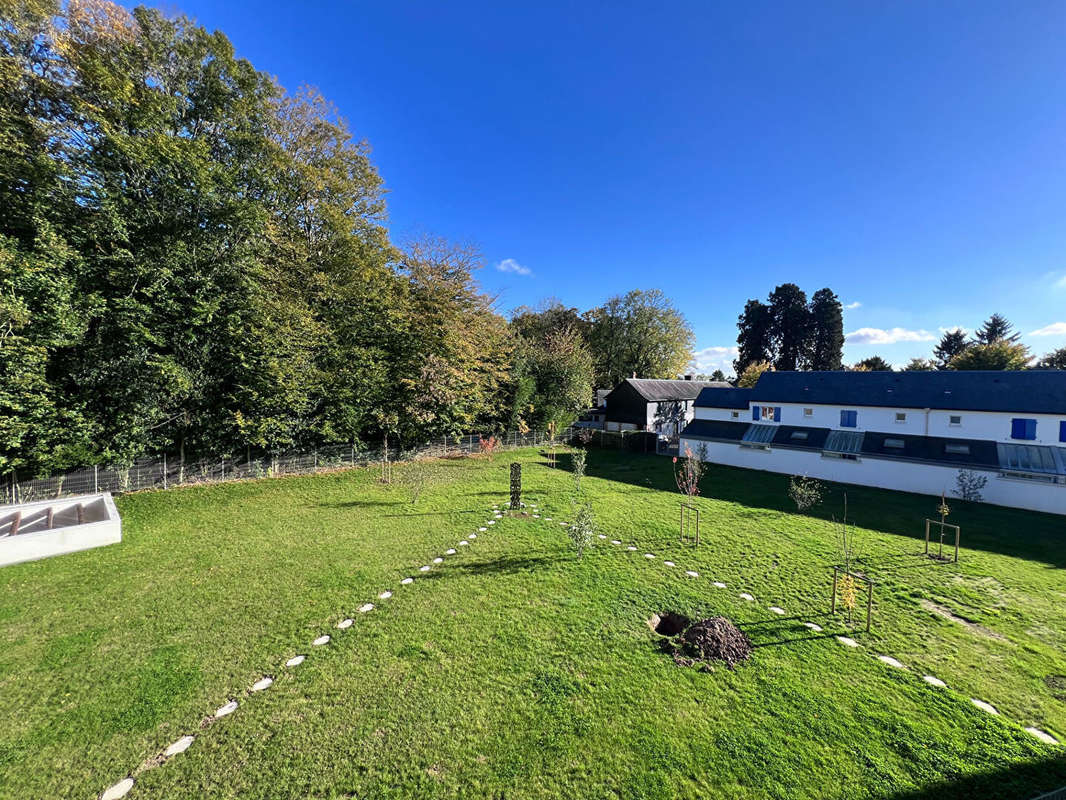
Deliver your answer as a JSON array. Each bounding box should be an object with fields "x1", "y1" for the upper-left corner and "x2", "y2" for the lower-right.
[
  {"x1": 162, "y1": 453, "x2": 167, "y2": 490},
  {"x1": 93, "y1": 465, "x2": 98, "y2": 494}
]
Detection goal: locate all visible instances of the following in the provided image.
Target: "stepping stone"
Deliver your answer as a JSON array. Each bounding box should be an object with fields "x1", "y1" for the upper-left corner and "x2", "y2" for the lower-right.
[
  {"x1": 644, "y1": 553, "x2": 656, "y2": 559},
  {"x1": 560, "y1": 522, "x2": 567, "y2": 526},
  {"x1": 286, "y1": 655, "x2": 305, "y2": 667},
  {"x1": 487, "y1": 520, "x2": 495, "y2": 525},
  {"x1": 250, "y1": 677, "x2": 273, "y2": 692},
  {"x1": 663, "y1": 561, "x2": 676, "y2": 567},
  {"x1": 836, "y1": 636, "x2": 858, "y2": 647},
  {"x1": 459, "y1": 540, "x2": 469, "y2": 546},
  {"x1": 971, "y1": 698, "x2": 998, "y2": 715},
  {"x1": 433, "y1": 557, "x2": 443, "y2": 564},
  {"x1": 627, "y1": 546, "x2": 637, "y2": 551},
  {"x1": 769, "y1": 606, "x2": 785, "y2": 615},
  {"x1": 469, "y1": 533, "x2": 477, "y2": 539},
  {"x1": 739, "y1": 593, "x2": 754, "y2": 601},
  {"x1": 337, "y1": 618, "x2": 353, "y2": 629},
  {"x1": 164, "y1": 735, "x2": 195, "y2": 757},
  {"x1": 533, "y1": 515, "x2": 540, "y2": 519},
  {"x1": 445, "y1": 549, "x2": 456, "y2": 555},
  {"x1": 1026, "y1": 727, "x2": 1058, "y2": 745},
  {"x1": 878, "y1": 655, "x2": 905, "y2": 669},
  {"x1": 378, "y1": 591, "x2": 392, "y2": 600},
  {"x1": 545, "y1": 517, "x2": 552, "y2": 521},
  {"x1": 101, "y1": 778, "x2": 135, "y2": 800},
  {"x1": 712, "y1": 582, "x2": 726, "y2": 588},
  {"x1": 685, "y1": 570, "x2": 699, "y2": 578},
  {"x1": 215, "y1": 700, "x2": 238, "y2": 717},
  {"x1": 611, "y1": 540, "x2": 622, "y2": 545},
  {"x1": 597, "y1": 534, "x2": 607, "y2": 539},
  {"x1": 419, "y1": 565, "x2": 431, "y2": 572},
  {"x1": 803, "y1": 622, "x2": 823, "y2": 632},
  {"x1": 312, "y1": 635, "x2": 330, "y2": 646},
  {"x1": 923, "y1": 675, "x2": 946, "y2": 688},
  {"x1": 401, "y1": 577, "x2": 414, "y2": 585},
  {"x1": 478, "y1": 527, "x2": 487, "y2": 531},
  {"x1": 358, "y1": 603, "x2": 374, "y2": 613}
]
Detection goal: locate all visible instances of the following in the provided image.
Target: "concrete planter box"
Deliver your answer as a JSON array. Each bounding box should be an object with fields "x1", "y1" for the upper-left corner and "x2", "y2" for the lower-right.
[{"x1": 0, "y1": 493, "x2": 122, "y2": 567}]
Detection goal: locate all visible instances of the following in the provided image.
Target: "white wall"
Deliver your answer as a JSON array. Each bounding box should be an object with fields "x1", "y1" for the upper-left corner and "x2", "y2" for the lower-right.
[
  {"x1": 693, "y1": 406, "x2": 747, "y2": 422},
  {"x1": 679, "y1": 437, "x2": 1066, "y2": 516}
]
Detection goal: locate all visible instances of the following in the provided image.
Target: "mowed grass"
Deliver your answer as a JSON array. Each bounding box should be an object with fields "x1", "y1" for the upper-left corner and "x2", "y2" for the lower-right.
[{"x1": 0, "y1": 447, "x2": 1064, "y2": 799}]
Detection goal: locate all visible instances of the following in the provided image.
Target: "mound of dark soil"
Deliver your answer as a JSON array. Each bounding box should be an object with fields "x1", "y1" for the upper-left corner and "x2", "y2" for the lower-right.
[{"x1": 674, "y1": 616, "x2": 752, "y2": 669}]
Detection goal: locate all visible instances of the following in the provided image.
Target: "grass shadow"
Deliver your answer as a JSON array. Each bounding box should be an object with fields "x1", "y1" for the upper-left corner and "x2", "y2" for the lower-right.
[{"x1": 887, "y1": 753, "x2": 1066, "y2": 800}]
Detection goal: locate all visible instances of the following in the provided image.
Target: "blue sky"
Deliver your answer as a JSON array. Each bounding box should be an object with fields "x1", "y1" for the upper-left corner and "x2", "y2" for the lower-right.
[{"x1": 132, "y1": 1, "x2": 1066, "y2": 374}]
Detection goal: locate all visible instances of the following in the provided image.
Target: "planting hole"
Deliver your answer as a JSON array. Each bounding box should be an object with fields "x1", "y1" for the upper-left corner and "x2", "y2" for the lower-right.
[{"x1": 647, "y1": 611, "x2": 690, "y2": 637}]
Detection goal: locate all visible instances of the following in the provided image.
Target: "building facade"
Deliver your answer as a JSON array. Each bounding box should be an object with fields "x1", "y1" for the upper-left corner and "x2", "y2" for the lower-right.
[
  {"x1": 604, "y1": 378, "x2": 730, "y2": 438},
  {"x1": 679, "y1": 371, "x2": 1066, "y2": 515}
]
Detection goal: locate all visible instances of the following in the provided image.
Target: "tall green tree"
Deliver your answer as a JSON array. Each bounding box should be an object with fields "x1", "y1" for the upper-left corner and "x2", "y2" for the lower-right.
[
  {"x1": 586, "y1": 289, "x2": 693, "y2": 386},
  {"x1": 902, "y1": 357, "x2": 936, "y2": 371},
  {"x1": 767, "y1": 283, "x2": 810, "y2": 371},
  {"x1": 974, "y1": 313, "x2": 1020, "y2": 345},
  {"x1": 933, "y1": 328, "x2": 969, "y2": 370},
  {"x1": 734, "y1": 299, "x2": 773, "y2": 376},
  {"x1": 950, "y1": 340, "x2": 1031, "y2": 371},
  {"x1": 807, "y1": 288, "x2": 844, "y2": 370},
  {"x1": 1037, "y1": 347, "x2": 1066, "y2": 369},
  {"x1": 852, "y1": 356, "x2": 893, "y2": 371}
]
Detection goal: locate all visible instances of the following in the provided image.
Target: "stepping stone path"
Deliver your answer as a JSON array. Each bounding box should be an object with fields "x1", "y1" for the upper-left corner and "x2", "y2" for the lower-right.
[
  {"x1": 739, "y1": 593, "x2": 754, "y2": 601},
  {"x1": 215, "y1": 700, "x2": 238, "y2": 717},
  {"x1": 560, "y1": 522, "x2": 568, "y2": 526},
  {"x1": 446, "y1": 549, "x2": 456, "y2": 555},
  {"x1": 803, "y1": 622, "x2": 823, "y2": 632},
  {"x1": 487, "y1": 520, "x2": 495, "y2": 525},
  {"x1": 545, "y1": 517, "x2": 552, "y2": 521},
  {"x1": 419, "y1": 565, "x2": 431, "y2": 572},
  {"x1": 878, "y1": 655, "x2": 905, "y2": 669},
  {"x1": 337, "y1": 618, "x2": 353, "y2": 629},
  {"x1": 286, "y1": 655, "x2": 305, "y2": 667},
  {"x1": 433, "y1": 557, "x2": 443, "y2": 564},
  {"x1": 923, "y1": 675, "x2": 946, "y2": 688},
  {"x1": 101, "y1": 778, "x2": 135, "y2": 800},
  {"x1": 663, "y1": 561, "x2": 675, "y2": 567},
  {"x1": 164, "y1": 735, "x2": 195, "y2": 757},
  {"x1": 685, "y1": 571, "x2": 699, "y2": 578},
  {"x1": 470, "y1": 533, "x2": 477, "y2": 539},
  {"x1": 312, "y1": 635, "x2": 330, "y2": 646},
  {"x1": 478, "y1": 527, "x2": 487, "y2": 531},
  {"x1": 533, "y1": 515, "x2": 540, "y2": 519},
  {"x1": 627, "y1": 546, "x2": 637, "y2": 551},
  {"x1": 459, "y1": 540, "x2": 469, "y2": 546},
  {"x1": 836, "y1": 636, "x2": 858, "y2": 647},
  {"x1": 971, "y1": 699, "x2": 998, "y2": 715},
  {"x1": 713, "y1": 582, "x2": 726, "y2": 588},
  {"x1": 1026, "y1": 727, "x2": 1058, "y2": 745},
  {"x1": 611, "y1": 540, "x2": 621, "y2": 545},
  {"x1": 597, "y1": 534, "x2": 607, "y2": 539},
  {"x1": 250, "y1": 677, "x2": 273, "y2": 692},
  {"x1": 358, "y1": 603, "x2": 374, "y2": 613},
  {"x1": 644, "y1": 553, "x2": 656, "y2": 560},
  {"x1": 378, "y1": 591, "x2": 392, "y2": 600},
  {"x1": 401, "y1": 577, "x2": 414, "y2": 585},
  {"x1": 769, "y1": 606, "x2": 785, "y2": 615}
]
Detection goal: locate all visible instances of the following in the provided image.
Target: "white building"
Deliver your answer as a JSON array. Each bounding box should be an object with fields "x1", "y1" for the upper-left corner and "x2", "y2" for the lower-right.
[
  {"x1": 604, "y1": 378, "x2": 730, "y2": 438},
  {"x1": 679, "y1": 371, "x2": 1066, "y2": 515}
]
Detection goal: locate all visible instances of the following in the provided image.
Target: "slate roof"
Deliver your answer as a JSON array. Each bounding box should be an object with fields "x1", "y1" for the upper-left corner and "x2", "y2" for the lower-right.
[
  {"x1": 676, "y1": 419, "x2": 749, "y2": 441},
  {"x1": 694, "y1": 387, "x2": 753, "y2": 409},
  {"x1": 623, "y1": 378, "x2": 730, "y2": 402},
  {"x1": 751, "y1": 370, "x2": 1066, "y2": 415}
]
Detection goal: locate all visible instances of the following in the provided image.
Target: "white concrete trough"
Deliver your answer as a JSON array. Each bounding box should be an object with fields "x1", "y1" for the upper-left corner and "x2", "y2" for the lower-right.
[{"x1": 0, "y1": 493, "x2": 121, "y2": 567}]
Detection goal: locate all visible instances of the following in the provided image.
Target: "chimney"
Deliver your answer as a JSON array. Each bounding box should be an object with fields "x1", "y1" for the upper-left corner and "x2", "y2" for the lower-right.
[
  {"x1": 632, "y1": 371, "x2": 637, "y2": 379},
  {"x1": 684, "y1": 374, "x2": 693, "y2": 381}
]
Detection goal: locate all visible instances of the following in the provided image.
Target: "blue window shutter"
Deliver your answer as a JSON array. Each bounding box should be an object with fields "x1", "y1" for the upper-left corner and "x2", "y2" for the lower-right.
[
  {"x1": 774, "y1": 407, "x2": 781, "y2": 422},
  {"x1": 1061, "y1": 420, "x2": 1066, "y2": 443},
  {"x1": 1012, "y1": 418, "x2": 1037, "y2": 440},
  {"x1": 840, "y1": 410, "x2": 856, "y2": 428},
  {"x1": 1028, "y1": 419, "x2": 1038, "y2": 440},
  {"x1": 753, "y1": 407, "x2": 760, "y2": 421}
]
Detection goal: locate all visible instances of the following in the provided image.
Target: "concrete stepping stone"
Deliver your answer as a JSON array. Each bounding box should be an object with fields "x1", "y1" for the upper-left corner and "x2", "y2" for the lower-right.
[
  {"x1": 803, "y1": 622, "x2": 823, "y2": 632},
  {"x1": 685, "y1": 570, "x2": 699, "y2": 578},
  {"x1": 533, "y1": 514, "x2": 540, "y2": 519},
  {"x1": 215, "y1": 700, "x2": 238, "y2": 717},
  {"x1": 101, "y1": 778, "x2": 135, "y2": 800},
  {"x1": 337, "y1": 618, "x2": 353, "y2": 629},
  {"x1": 626, "y1": 546, "x2": 637, "y2": 551},
  {"x1": 545, "y1": 517, "x2": 552, "y2": 521},
  {"x1": 769, "y1": 606, "x2": 785, "y2": 615},
  {"x1": 597, "y1": 534, "x2": 607, "y2": 539},
  {"x1": 487, "y1": 520, "x2": 495, "y2": 525},
  {"x1": 164, "y1": 735, "x2": 195, "y2": 757},
  {"x1": 285, "y1": 655, "x2": 305, "y2": 667},
  {"x1": 478, "y1": 527, "x2": 487, "y2": 531},
  {"x1": 433, "y1": 557, "x2": 443, "y2": 564},
  {"x1": 469, "y1": 533, "x2": 477, "y2": 539},
  {"x1": 459, "y1": 540, "x2": 469, "y2": 546},
  {"x1": 878, "y1": 655, "x2": 905, "y2": 669},
  {"x1": 401, "y1": 577, "x2": 414, "y2": 584},
  {"x1": 1026, "y1": 727, "x2": 1058, "y2": 745},
  {"x1": 445, "y1": 548, "x2": 456, "y2": 555},
  {"x1": 358, "y1": 603, "x2": 374, "y2": 613},
  {"x1": 559, "y1": 522, "x2": 567, "y2": 526},
  {"x1": 739, "y1": 593, "x2": 754, "y2": 601},
  {"x1": 971, "y1": 698, "x2": 998, "y2": 715},
  {"x1": 712, "y1": 581, "x2": 726, "y2": 588},
  {"x1": 250, "y1": 677, "x2": 273, "y2": 692},
  {"x1": 644, "y1": 553, "x2": 656, "y2": 559},
  {"x1": 378, "y1": 591, "x2": 392, "y2": 600},
  {"x1": 419, "y1": 565, "x2": 431, "y2": 572},
  {"x1": 312, "y1": 635, "x2": 330, "y2": 646},
  {"x1": 923, "y1": 675, "x2": 946, "y2": 688},
  {"x1": 663, "y1": 560, "x2": 676, "y2": 567},
  {"x1": 836, "y1": 636, "x2": 858, "y2": 647},
  {"x1": 611, "y1": 540, "x2": 621, "y2": 545}
]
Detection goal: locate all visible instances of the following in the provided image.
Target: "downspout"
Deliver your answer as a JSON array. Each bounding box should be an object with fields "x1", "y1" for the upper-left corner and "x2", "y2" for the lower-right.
[{"x1": 924, "y1": 408, "x2": 931, "y2": 436}]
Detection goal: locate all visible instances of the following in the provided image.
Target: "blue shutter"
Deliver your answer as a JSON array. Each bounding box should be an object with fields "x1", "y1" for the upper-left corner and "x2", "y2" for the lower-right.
[
  {"x1": 1028, "y1": 419, "x2": 1038, "y2": 440},
  {"x1": 1011, "y1": 418, "x2": 1037, "y2": 440},
  {"x1": 1061, "y1": 421, "x2": 1066, "y2": 443},
  {"x1": 753, "y1": 406, "x2": 760, "y2": 421},
  {"x1": 773, "y1": 407, "x2": 781, "y2": 422},
  {"x1": 840, "y1": 410, "x2": 856, "y2": 428}
]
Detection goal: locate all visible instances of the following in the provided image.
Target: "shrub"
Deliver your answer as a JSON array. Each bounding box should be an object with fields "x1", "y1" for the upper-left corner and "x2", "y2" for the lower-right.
[
  {"x1": 673, "y1": 444, "x2": 707, "y2": 497},
  {"x1": 571, "y1": 447, "x2": 586, "y2": 494},
  {"x1": 788, "y1": 475, "x2": 824, "y2": 512},
  {"x1": 567, "y1": 504, "x2": 595, "y2": 558},
  {"x1": 400, "y1": 458, "x2": 438, "y2": 504},
  {"x1": 478, "y1": 435, "x2": 499, "y2": 459},
  {"x1": 954, "y1": 470, "x2": 988, "y2": 503}
]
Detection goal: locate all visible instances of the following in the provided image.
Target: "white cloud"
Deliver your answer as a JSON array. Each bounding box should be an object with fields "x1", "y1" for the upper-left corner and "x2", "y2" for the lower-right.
[
  {"x1": 689, "y1": 346, "x2": 738, "y2": 375},
  {"x1": 495, "y1": 258, "x2": 532, "y2": 276},
  {"x1": 938, "y1": 326, "x2": 968, "y2": 335},
  {"x1": 845, "y1": 327, "x2": 936, "y2": 345},
  {"x1": 845, "y1": 301, "x2": 862, "y2": 309},
  {"x1": 1030, "y1": 322, "x2": 1066, "y2": 337}
]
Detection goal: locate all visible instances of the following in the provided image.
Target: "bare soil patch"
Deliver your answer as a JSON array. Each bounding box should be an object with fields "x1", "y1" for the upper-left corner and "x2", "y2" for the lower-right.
[{"x1": 653, "y1": 614, "x2": 753, "y2": 670}]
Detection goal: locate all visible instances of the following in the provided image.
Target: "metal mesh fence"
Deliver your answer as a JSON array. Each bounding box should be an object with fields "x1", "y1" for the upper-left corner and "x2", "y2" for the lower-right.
[{"x1": 3, "y1": 428, "x2": 581, "y2": 503}]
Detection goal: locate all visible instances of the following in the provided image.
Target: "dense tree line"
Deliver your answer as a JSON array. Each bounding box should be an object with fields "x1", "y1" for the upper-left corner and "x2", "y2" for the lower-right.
[
  {"x1": 0, "y1": 2, "x2": 695, "y2": 477},
  {"x1": 734, "y1": 284, "x2": 845, "y2": 375}
]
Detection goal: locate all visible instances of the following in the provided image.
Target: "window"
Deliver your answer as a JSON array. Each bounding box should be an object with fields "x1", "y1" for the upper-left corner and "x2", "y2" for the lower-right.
[
  {"x1": 803, "y1": 408, "x2": 813, "y2": 418},
  {"x1": 949, "y1": 415, "x2": 962, "y2": 426},
  {"x1": 840, "y1": 410, "x2": 857, "y2": 428},
  {"x1": 944, "y1": 443, "x2": 971, "y2": 455},
  {"x1": 731, "y1": 411, "x2": 740, "y2": 419},
  {"x1": 753, "y1": 406, "x2": 780, "y2": 422},
  {"x1": 1060, "y1": 421, "x2": 1066, "y2": 443},
  {"x1": 790, "y1": 431, "x2": 809, "y2": 441},
  {"x1": 883, "y1": 438, "x2": 905, "y2": 450},
  {"x1": 1011, "y1": 418, "x2": 1037, "y2": 441},
  {"x1": 895, "y1": 412, "x2": 906, "y2": 423}
]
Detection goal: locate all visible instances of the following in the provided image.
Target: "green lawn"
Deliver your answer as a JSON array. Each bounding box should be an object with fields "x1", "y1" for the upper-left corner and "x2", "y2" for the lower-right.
[{"x1": 1, "y1": 447, "x2": 1064, "y2": 799}]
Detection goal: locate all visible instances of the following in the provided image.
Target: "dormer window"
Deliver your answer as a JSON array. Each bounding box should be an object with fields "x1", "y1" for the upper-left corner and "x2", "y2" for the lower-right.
[{"x1": 949, "y1": 415, "x2": 962, "y2": 426}]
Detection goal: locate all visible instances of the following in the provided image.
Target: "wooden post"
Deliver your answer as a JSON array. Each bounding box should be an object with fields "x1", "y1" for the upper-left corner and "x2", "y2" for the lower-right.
[
  {"x1": 93, "y1": 465, "x2": 98, "y2": 494},
  {"x1": 865, "y1": 581, "x2": 873, "y2": 633},
  {"x1": 76, "y1": 504, "x2": 84, "y2": 524},
  {"x1": 162, "y1": 453, "x2": 167, "y2": 490},
  {"x1": 831, "y1": 567, "x2": 838, "y2": 614},
  {"x1": 46, "y1": 507, "x2": 54, "y2": 529},
  {"x1": 10, "y1": 511, "x2": 21, "y2": 536}
]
